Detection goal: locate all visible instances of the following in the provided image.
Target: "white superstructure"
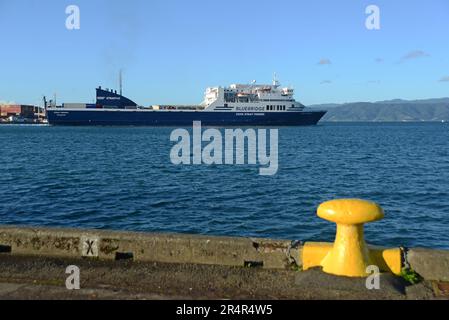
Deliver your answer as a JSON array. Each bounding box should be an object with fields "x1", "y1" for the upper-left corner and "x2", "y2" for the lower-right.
[{"x1": 201, "y1": 78, "x2": 305, "y2": 112}]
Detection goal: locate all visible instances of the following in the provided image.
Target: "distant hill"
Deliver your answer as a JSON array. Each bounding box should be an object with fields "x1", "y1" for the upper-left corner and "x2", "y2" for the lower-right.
[
  {"x1": 308, "y1": 98, "x2": 449, "y2": 122},
  {"x1": 375, "y1": 98, "x2": 449, "y2": 105}
]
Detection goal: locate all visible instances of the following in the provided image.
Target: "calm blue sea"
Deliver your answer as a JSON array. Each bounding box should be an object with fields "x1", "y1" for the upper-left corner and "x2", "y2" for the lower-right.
[{"x1": 1, "y1": 123, "x2": 448, "y2": 249}]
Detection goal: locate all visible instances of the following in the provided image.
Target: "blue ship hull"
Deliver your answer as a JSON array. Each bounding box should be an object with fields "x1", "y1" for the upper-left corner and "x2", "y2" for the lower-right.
[{"x1": 46, "y1": 110, "x2": 326, "y2": 126}]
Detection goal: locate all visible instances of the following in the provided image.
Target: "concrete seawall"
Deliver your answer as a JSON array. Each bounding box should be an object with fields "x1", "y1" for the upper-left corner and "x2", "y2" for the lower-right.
[
  {"x1": 0, "y1": 225, "x2": 299, "y2": 269},
  {"x1": 0, "y1": 225, "x2": 448, "y2": 299}
]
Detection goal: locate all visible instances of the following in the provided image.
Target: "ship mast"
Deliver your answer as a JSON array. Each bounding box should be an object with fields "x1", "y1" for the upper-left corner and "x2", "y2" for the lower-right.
[
  {"x1": 273, "y1": 72, "x2": 279, "y2": 87},
  {"x1": 119, "y1": 69, "x2": 123, "y2": 96}
]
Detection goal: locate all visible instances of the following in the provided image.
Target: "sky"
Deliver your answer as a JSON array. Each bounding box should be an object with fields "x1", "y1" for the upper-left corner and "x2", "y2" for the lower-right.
[{"x1": 0, "y1": 0, "x2": 448, "y2": 106}]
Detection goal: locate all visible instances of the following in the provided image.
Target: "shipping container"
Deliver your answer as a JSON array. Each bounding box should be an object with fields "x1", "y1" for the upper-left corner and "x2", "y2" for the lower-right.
[{"x1": 62, "y1": 103, "x2": 87, "y2": 109}]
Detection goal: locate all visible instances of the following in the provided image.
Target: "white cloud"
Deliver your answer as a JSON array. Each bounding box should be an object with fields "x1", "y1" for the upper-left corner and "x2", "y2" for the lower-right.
[{"x1": 400, "y1": 50, "x2": 430, "y2": 62}]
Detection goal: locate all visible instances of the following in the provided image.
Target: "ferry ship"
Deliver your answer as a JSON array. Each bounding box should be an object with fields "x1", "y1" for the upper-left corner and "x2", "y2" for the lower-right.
[{"x1": 46, "y1": 79, "x2": 326, "y2": 126}]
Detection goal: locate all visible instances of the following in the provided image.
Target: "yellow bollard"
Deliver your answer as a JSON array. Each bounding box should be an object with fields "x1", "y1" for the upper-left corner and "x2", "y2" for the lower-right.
[{"x1": 302, "y1": 199, "x2": 404, "y2": 277}]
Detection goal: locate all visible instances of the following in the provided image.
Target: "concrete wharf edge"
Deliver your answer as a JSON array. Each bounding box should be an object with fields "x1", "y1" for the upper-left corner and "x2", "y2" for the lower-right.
[{"x1": 0, "y1": 225, "x2": 448, "y2": 282}]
